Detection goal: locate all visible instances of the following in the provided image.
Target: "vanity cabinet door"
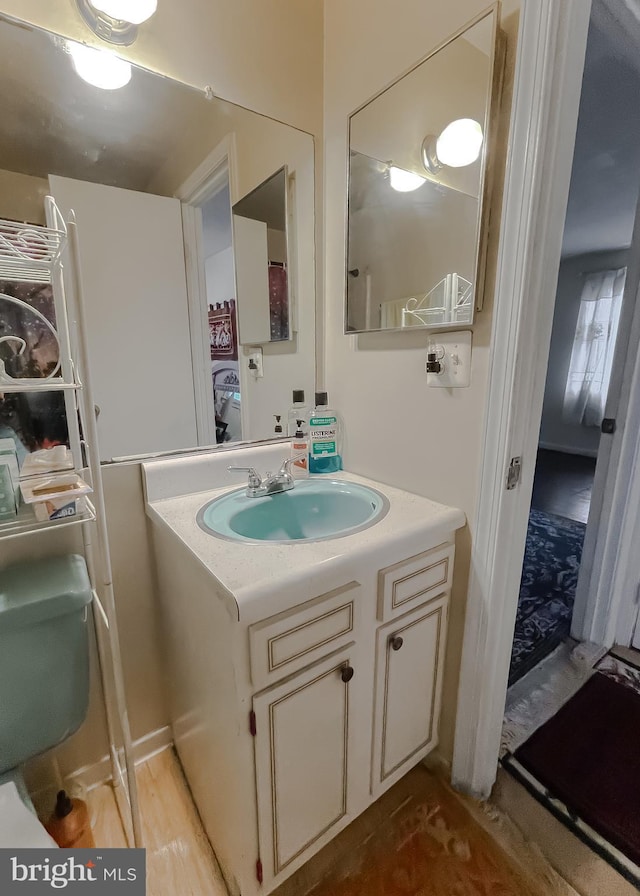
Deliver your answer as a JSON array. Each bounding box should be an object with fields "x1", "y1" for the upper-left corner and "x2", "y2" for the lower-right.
[
  {"x1": 252, "y1": 647, "x2": 356, "y2": 886},
  {"x1": 371, "y1": 596, "x2": 448, "y2": 798}
]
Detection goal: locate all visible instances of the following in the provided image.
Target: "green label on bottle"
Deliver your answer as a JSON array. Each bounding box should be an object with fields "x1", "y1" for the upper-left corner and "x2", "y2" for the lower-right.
[
  {"x1": 309, "y1": 415, "x2": 338, "y2": 457},
  {"x1": 311, "y1": 441, "x2": 336, "y2": 457}
]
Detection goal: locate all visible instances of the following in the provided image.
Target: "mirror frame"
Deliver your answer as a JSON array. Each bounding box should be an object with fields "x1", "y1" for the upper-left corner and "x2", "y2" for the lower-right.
[{"x1": 343, "y1": 2, "x2": 503, "y2": 336}]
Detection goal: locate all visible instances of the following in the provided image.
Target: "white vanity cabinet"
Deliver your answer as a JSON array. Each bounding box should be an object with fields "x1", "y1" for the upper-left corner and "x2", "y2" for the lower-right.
[
  {"x1": 252, "y1": 647, "x2": 356, "y2": 883},
  {"x1": 243, "y1": 546, "x2": 453, "y2": 893},
  {"x1": 144, "y1": 458, "x2": 465, "y2": 896},
  {"x1": 372, "y1": 595, "x2": 448, "y2": 797}
]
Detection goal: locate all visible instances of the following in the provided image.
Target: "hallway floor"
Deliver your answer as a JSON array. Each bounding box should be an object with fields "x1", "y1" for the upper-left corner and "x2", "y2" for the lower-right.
[{"x1": 531, "y1": 448, "x2": 596, "y2": 525}]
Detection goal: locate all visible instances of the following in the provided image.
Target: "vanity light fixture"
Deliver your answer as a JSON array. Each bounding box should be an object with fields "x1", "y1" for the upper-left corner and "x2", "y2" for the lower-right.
[
  {"x1": 421, "y1": 118, "x2": 484, "y2": 174},
  {"x1": 388, "y1": 165, "x2": 427, "y2": 193},
  {"x1": 75, "y1": 0, "x2": 157, "y2": 46},
  {"x1": 89, "y1": 0, "x2": 157, "y2": 24},
  {"x1": 67, "y1": 41, "x2": 132, "y2": 90}
]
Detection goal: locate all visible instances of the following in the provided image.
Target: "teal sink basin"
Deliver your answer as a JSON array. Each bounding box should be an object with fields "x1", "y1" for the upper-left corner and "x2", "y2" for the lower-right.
[{"x1": 197, "y1": 478, "x2": 389, "y2": 543}]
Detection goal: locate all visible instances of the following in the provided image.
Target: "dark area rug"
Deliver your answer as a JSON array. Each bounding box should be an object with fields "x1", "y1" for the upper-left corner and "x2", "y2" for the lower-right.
[
  {"x1": 512, "y1": 671, "x2": 640, "y2": 870},
  {"x1": 508, "y1": 509, "x2": 586, "y2": 686}
]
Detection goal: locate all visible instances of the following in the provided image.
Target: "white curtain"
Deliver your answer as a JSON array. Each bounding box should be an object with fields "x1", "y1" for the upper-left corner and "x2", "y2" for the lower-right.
[{"x1": 563, "y1": 267, "x2": 627, "y2": 427}]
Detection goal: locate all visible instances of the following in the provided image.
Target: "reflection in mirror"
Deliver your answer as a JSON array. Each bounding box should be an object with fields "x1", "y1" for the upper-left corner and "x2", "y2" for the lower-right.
[
  {"x1": 232, "y1": 167, "x2": 291, "y2": 345},
  {"x1": 345, "y1": 6, "x2": 499, "y2": 333},
  {"x1": 0, "y1": 16, "x2": 315, "y2": 461}
]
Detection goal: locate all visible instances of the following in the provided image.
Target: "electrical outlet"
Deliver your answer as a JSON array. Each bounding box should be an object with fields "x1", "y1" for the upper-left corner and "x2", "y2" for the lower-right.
[
  {"x1": 247, "y1": 349, "x2": 263, "y2": 378},
  {"x1": 426, "y1": 331, "x2": 472, "y2": 387}
]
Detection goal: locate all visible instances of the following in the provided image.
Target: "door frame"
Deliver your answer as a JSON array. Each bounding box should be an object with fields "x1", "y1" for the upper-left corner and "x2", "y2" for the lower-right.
[
  {"x1": 451, "y1": 0, "x2": 593, "y2": 798},
  {"x1": 176, "y1": 135, "x2": 248, "y2": 446}
]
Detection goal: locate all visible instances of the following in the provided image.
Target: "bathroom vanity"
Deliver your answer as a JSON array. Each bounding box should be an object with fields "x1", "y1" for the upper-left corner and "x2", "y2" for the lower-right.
[{"x1": 143, "y1": 444, "x2": 465, "y2": 896}]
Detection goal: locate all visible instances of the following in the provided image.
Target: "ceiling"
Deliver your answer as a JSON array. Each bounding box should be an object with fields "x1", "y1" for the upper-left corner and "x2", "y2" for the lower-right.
[{"x1": 561, "y1": 0, "x2": 640, "y2": 257}]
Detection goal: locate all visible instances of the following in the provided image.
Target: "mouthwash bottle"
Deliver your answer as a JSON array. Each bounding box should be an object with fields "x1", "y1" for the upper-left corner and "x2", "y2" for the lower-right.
[{"x1": 308, "y1": 392, "x2": 342, "y2": 474}]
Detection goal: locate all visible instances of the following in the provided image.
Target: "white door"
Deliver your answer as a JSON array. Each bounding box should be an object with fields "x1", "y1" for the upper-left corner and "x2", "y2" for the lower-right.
[
  {"x1": 50, "y1": 175, "x2": 198, "y2": 461},
  {"x1": 372, "y1": 596, "x2": 448, "y2": 797},
  {"x1": 252, "y1": 648, "x2": 355, "y2": 886},
  {"x1": 232, "y1": 214, "x2": 270, "y2": 345}
]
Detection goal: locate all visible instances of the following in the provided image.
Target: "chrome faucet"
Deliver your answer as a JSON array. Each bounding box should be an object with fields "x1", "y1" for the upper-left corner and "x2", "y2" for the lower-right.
[{"x1": 228, "y1": 455, "x2": 306, "y2": 497}]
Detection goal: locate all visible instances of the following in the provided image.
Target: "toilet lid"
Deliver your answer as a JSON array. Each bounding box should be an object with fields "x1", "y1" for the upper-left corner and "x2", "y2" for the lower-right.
[{"x1": 0, "y1": 781, "x2": 58, "y2": 848}]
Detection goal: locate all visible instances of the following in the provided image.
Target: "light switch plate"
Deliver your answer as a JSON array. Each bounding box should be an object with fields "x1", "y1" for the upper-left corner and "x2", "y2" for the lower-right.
[
  {"x1": 247, "y1": 348, "x2": 264, "y2": 378},
  {"x1": 426, "y1": 331, "x2": 472, "y2": 387}
]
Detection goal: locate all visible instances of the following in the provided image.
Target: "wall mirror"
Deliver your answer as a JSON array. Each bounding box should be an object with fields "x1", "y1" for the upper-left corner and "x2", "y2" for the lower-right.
[
  {"x1": 0, "y1": 14, "x2": 315, "y2": 462},
  {"x1": 345, "y1": 5, "x2": 500, "y2": 334},
  {"x1": 232, "y1": 166, "x2": 292, "y2": 345}
]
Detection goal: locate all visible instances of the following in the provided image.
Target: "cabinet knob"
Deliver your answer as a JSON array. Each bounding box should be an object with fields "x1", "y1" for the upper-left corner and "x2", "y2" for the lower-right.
[
  {"x1": 341, "y1": 665, "x2": 354, "y2": 683},
  {"x1": 390, "y1": 635, "x2": 404, "y2": 651}
]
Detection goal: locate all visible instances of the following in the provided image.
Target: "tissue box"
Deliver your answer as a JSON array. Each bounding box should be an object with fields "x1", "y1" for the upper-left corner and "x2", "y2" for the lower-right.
[{"x1": 20, "y1": 474, "x2": 92, "y2": 523}]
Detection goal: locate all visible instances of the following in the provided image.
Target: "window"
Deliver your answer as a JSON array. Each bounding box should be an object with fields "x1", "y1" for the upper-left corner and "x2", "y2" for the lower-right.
[{"x1": 563, "y1": 267, "x2": 626, "y2": 427}]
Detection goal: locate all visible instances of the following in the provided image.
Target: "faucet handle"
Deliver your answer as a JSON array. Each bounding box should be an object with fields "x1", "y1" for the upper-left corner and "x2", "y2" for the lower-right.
[
  {"x1": 279, "y1": 453, "x2": 306, "y2": 473},
  {"x1": 228, "y1": 466, "x2": 262, "y2": 488}
]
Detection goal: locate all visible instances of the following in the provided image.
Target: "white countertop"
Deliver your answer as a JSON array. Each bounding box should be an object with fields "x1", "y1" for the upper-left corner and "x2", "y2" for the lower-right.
[{"x1": 144, "y1": 449, "x2": 465, "y2": 622}]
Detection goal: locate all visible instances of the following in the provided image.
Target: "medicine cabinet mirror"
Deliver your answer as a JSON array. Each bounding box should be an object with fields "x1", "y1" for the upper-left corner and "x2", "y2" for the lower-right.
[
  {"x1": 345, "y1": 5, "x2": 500, "y2": 334},
  {"x1": 232, "y1": 167, "x2": 292, "y2": 345},
  {"x1": 0, "y1": 15, "x2": 315, "y2": 461}
]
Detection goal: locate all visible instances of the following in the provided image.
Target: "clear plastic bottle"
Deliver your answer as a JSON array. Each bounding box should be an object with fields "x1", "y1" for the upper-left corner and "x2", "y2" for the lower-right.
[
  {"x1": 287, "y1": 390, "x2": 309, "y2": 437},
  {"x1": 308, "y1": 392, "x2": 342, "y2": 474}
]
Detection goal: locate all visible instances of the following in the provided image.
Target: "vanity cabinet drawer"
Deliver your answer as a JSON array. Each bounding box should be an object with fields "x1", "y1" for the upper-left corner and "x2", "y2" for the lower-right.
[
  {"x1": 249, "y1": 582, "x2": 359, "y2": 688},
  {"x1": 377, "y1": 543, "x2": 453, "y2": 620}
]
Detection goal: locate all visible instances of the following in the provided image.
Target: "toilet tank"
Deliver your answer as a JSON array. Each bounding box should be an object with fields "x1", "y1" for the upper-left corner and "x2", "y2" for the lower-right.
[{"x1": 0, "y1": 554, "x2": 93, "y2": 775}]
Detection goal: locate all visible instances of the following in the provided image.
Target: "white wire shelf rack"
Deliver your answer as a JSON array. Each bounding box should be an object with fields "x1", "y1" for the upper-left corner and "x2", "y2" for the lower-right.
[
  {"x1": 0, "y1": 379, "x2": 80, "y2": 393},
  {"x1": 0, "y1": 218, "x2": 67, "y2": 283},
  {"x1": 0, "y1": 498, "x2": 96, "y2": 540}
]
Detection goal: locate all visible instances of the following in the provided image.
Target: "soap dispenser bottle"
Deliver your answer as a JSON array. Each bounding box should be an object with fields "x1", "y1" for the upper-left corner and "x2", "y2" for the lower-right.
[
  {"x1": 291, "y1": 420, "x2": 309, "y2": 479},
  {"x1": 308, "y1": 392, "x2": 342, "y2": 474}
]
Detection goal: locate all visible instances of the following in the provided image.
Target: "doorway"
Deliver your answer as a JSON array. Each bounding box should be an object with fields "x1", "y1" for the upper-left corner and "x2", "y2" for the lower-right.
[
  {"x1": 199, "y1": 180, "x2": 243, "y2": 444},
  {"x1": 177, "y1": 140, "x2": 247, "y2": 447},
  {"x1": 506, "y1": 2, "x2": 640, "y2": 689}
]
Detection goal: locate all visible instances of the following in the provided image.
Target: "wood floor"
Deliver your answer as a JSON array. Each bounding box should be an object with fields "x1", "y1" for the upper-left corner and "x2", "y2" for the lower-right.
[
  {"x1": 87, "y1": 749, "x2": 227, "y2": 896},
  {"x1": 531, "y1": 448, "x2": 596, "y2": 524},
  {"x1": 87, "y1": 749, "x2": 573, "y2": 896}
]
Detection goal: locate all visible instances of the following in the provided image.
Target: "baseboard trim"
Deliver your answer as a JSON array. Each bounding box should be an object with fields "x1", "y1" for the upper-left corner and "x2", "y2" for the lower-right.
[{"x1": 31, "y1": 726, "x2": 173, "y2": 809}]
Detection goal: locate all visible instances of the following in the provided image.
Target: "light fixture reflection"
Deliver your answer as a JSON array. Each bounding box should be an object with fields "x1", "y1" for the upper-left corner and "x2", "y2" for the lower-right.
[
  {"x1": 422, "y1": 119, "x2": 484, "y2": 174},
  {"x1": 89, "y1": 0, "x2": 158, "y2": 24},
  {"x1": 67, "y1": 41, "x2": 132, "y2": 90},
  {"x1": 388, "y1": 166, "x2": 427, "y2": 193}
]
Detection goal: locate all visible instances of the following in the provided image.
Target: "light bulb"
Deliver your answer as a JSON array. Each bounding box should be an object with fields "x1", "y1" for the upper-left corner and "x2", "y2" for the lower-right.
[
  {"x1": 389, "y1": 166, "x2": 426, "y2": 193},
  {"x1": 435, "y1": 119, "x2": 483, "y2": 168},
  {"x1": 89, "y1": 0, "x2": 158, "y2": 24},
  {"x1": 68, "y1": 42, "x2": 132, "y2": 90}
]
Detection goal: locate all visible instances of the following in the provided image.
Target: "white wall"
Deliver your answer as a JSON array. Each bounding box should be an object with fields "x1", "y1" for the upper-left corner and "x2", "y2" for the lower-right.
[
  {"x1": 539, "y1": 248, "x2": 630, "y2": 457},
  {"x1": 0, "y1": 0, "x2": 323, "y2": 136},
  {"x1": 323, "y1": 0, "x2": 520, "y2": 762}
]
